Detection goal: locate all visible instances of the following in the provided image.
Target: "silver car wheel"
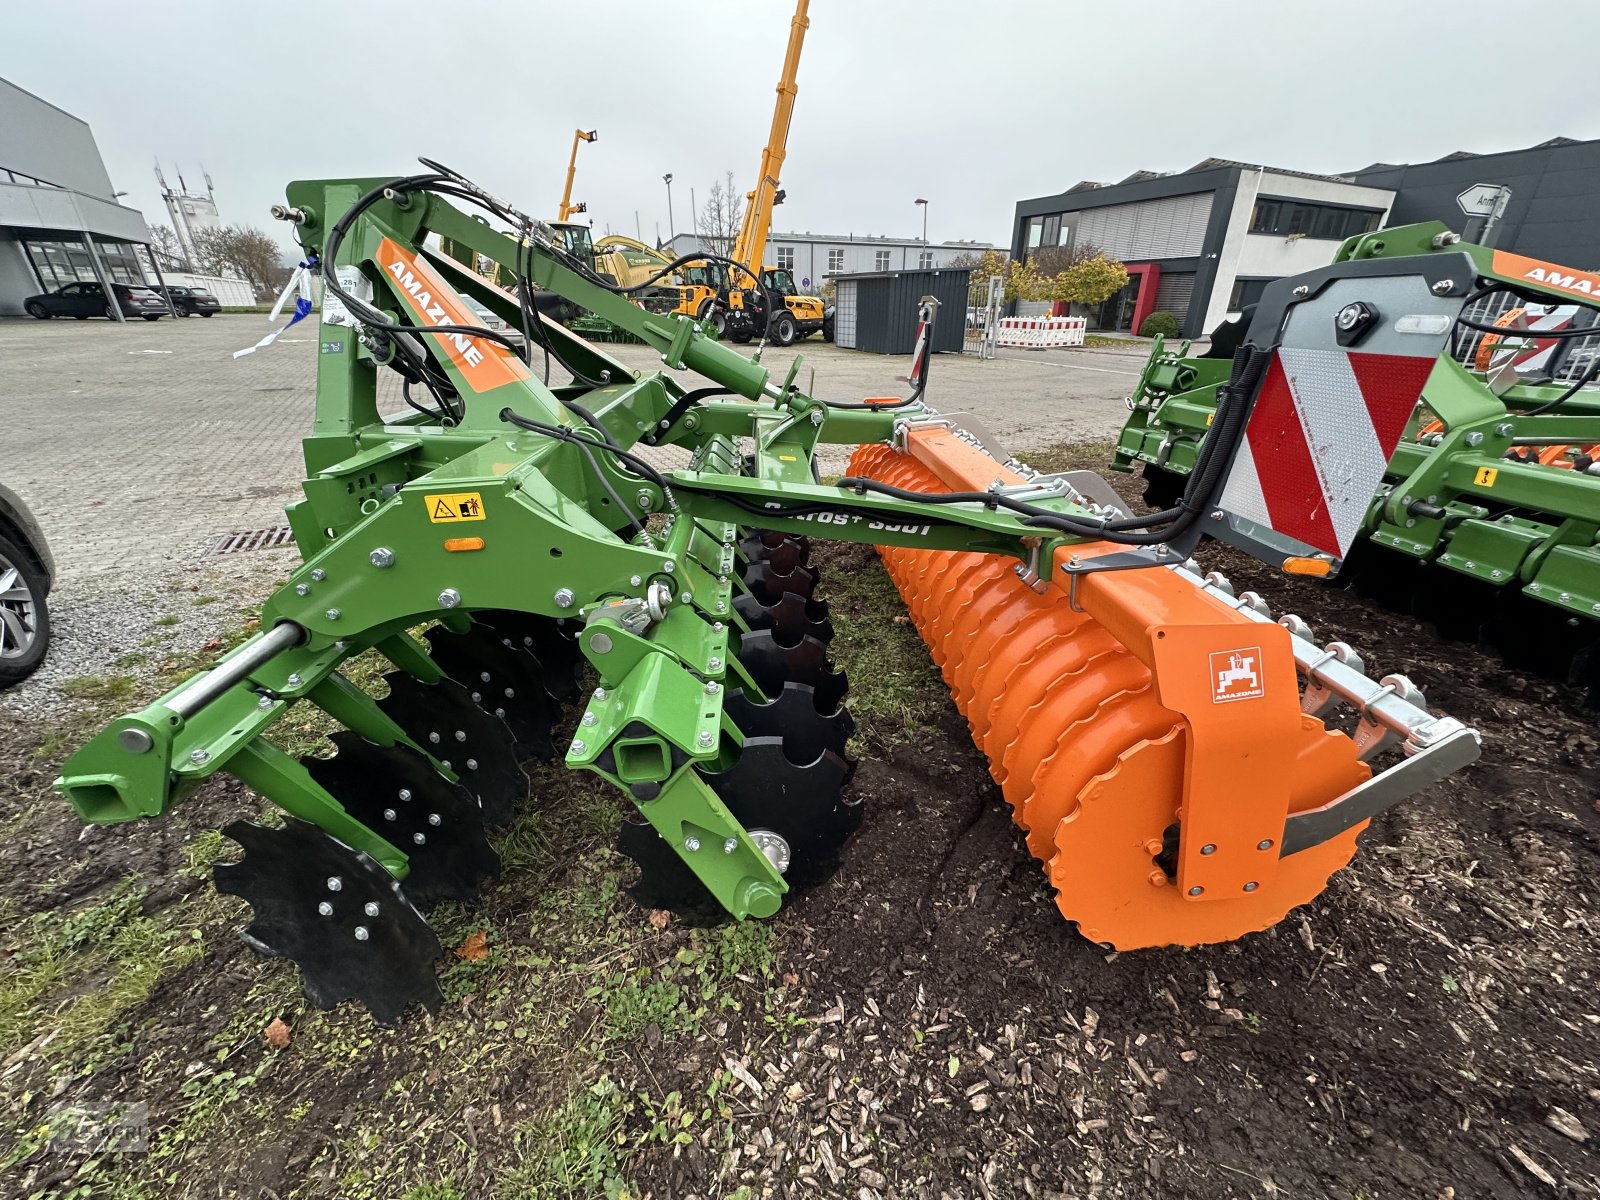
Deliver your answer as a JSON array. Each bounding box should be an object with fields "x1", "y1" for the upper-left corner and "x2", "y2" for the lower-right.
[{"x1": 0, "y1": 551, "x2": 39, "y2": 661}]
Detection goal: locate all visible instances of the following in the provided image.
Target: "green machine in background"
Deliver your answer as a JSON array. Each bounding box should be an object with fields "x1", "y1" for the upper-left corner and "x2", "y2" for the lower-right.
[{"x1": 1112, "y1": 222, "x2": 1600, "y2": 695}]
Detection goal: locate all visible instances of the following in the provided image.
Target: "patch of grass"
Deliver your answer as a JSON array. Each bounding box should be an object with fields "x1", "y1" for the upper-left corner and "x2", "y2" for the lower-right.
[
  {"x1": 0, "y1": 877, "x2": 204, "y2": 1063},
  {"x1": 495, "y1": 1078, "x2": 631, "y2": 1200},
  {"x1": 1026, "y1": 438, "x2": 1118, "y2": 475},
  {"x1": 181, "y1": 829, "x2": 228, "y2": 880},
  {"x1": 819, "y1": 556, "x2": 945, "y2": 745},
  {"x1": 401, "y1": 1182, "x2": 466, "y2": 1200},
  {"x1": 191, "y1": 595, "x2": 220, "y2": 607},
  {"x1": 1082, "y1": 334, "x2": 1137, "y2": 347},
  {"x1": 153, "y1": 615, "x2": 180, "y2": 627},
  {"x1": 61, "y1": 674, "x2": 137, "y2": 704},
  {"x1": 604, "y1": 974, "x2": 691, "y2": 1041}
]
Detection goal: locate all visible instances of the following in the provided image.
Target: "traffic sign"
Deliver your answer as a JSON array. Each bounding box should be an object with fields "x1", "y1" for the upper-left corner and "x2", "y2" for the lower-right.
[
  {"x1": 801, "y1": 277, "x2": 811, "y2": 288},
  {"x1": 1457, "y1": 183, "x2": 1510, "y2": 218}
]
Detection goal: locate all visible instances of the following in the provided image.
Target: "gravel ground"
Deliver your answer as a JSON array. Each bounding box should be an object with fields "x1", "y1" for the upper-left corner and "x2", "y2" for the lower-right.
[{"x1": 0, "y1": 550, "x2": 295, "y2": 717}]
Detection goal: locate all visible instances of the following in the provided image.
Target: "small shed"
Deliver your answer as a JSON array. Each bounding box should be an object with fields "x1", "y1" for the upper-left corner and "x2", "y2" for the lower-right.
[{"x1": 831, "y1": 267, "x2": 970, "y2": 354}]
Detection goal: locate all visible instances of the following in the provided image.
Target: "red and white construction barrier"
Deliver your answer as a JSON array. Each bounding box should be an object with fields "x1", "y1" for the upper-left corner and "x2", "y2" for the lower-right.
[{"x1": 994, "y1": 315, "x2": 1087, "y2": 349}]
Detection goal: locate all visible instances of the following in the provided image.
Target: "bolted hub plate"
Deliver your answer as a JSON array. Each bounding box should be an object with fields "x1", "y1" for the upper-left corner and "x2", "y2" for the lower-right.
[{"x1": 377, "y1": 671, "x2": 526, "y2": 828}]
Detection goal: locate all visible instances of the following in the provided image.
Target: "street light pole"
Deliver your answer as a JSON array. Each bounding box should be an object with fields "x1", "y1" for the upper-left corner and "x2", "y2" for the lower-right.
[
  {"x1": 915, "y1": 197, "x2": 929, "y2": 246},
  {"x1": 663, "y1": 173, "x2": 675, "y2": 242}
]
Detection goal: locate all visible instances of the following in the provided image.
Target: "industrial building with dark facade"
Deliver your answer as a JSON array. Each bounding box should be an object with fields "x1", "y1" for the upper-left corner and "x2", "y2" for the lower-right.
[{"x1": 1011, "y1": 136, "x2": 1600, "y2": 338}]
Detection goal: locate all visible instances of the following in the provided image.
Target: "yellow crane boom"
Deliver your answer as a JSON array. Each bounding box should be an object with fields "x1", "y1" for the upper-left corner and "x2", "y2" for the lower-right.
[
  {"x1": 558, "y1": 128, "x2": 598, "y2": 222},
  {"x1": 730, "y1": 0, "x2": 808, "y2": 276}
]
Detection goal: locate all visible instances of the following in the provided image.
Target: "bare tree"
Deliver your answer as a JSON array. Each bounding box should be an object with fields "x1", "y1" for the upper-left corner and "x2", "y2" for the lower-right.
[
  {"x1": 1029, "y1": 240, "x2": 1108, "y2": 277},
  {"x1": 217, "y1": 227, "x2": 292, "y2": 298},
  {"x1": 188, "y1": 227, "x2": 231, "y2": 277},
  {"x1": 148, "y1": 224, "x2": 190, "y2": 271},
  {"x1": 948, "y1": 250, "x2": 1005, "y2": 272},
  {"x1": 187, "y1": 226, "x2": 291, "y2": 298},
  {"x1": 698, "y1": 171, "x2": 744, "y2": 258}
]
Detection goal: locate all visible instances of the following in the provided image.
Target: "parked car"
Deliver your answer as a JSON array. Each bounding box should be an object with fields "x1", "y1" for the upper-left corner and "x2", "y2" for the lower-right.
[
  {"x1": 0, "y1": 484, "x2": 54, "y2": 689},
  {"x1": 23, "y1": 281, "x2": 171, "y2": 321},
  {"x1": 163, "y1": 284, "x2": 221, "y2": 317}
]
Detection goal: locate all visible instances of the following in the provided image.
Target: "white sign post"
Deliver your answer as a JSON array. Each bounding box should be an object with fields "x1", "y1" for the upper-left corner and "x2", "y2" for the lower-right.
[
  {"x1": 1456, "y1": 183, "x2": 1512, "y2": 245},
  {"x1": 1456, "y1": 183, "x2": 1511, "y2": 217}
]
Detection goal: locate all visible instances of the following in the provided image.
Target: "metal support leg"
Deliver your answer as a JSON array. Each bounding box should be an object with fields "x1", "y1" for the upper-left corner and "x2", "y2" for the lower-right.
[
  {"x1": 83, "y1": 234, "x2": 125, "y2": 322},
  {"x1": 142, "y1": 241, "x2": 176, "y2": 315}
]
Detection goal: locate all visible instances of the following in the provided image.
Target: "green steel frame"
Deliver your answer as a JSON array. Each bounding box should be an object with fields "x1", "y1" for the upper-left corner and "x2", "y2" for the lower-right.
[
  {"x1": 1112, "y1": 222, "x2": 1600, "y2": 625},
  {"x1": 56, "y1": 177, "x2": 1120, "y2": 917}
]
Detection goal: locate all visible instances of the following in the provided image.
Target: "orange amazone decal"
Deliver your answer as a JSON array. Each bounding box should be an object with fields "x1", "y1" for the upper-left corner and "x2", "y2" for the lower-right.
[
  {"x1": 1492, "y1": 250, "x2": 1600, "y2": 300},
  {"x1": 373, "y1": 237, "x2": 530, "y2": 393}
]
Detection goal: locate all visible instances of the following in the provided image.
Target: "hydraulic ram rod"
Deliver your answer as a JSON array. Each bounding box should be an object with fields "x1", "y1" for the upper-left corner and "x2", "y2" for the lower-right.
[{"x1": 165, "y1": 622, "x2": 306, "y2": 718}]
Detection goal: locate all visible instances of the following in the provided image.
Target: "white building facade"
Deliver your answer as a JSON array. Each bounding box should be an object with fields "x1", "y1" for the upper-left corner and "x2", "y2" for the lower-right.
[
  {"x1": 1011, "y1": 160, "x2": 1395, "y2": 337},
  {"x1": 664, "y1": 231, "x2": 990, "y2": 292}
]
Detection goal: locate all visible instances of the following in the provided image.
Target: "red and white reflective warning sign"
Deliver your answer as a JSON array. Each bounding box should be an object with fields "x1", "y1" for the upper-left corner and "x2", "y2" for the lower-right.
[
  {"x1": 1210, "y1": 647, "x2": 1264, "y2": 704},
  {"x1": 1220, "y1": 347, "x2": 1433, "y2": 559}
]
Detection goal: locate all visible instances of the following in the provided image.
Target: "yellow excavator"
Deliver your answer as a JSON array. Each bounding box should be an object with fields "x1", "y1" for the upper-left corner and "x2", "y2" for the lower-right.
[
  {"x1": 720, "y1": 0, "x2": 824, "y2": 346},
  {"x1": 496, "y1": 1, "x2": 818, "y2": 342},
  {"x1": 583, "y1": 0, "x2": 819, "y2": 344}
]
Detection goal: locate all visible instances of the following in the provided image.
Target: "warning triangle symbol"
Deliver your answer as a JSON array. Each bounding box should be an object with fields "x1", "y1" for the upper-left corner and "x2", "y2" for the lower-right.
[{"x1": 432, "y1": 498, "x2": 456, "y2": 519}]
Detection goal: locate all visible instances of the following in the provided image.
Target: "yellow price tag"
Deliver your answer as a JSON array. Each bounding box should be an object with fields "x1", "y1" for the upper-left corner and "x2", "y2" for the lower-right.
[
  {"x1": 425, "y1": 492, "x2": 487, "y2": 523},
  {"x1": 1473, "y1": 467, "x2": 1498, "y2": 488}
]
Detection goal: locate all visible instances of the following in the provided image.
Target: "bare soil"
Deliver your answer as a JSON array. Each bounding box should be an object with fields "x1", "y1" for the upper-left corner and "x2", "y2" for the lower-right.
[{"x1": 2, "y1": 447, "x2": 1597, "y2": 1200}]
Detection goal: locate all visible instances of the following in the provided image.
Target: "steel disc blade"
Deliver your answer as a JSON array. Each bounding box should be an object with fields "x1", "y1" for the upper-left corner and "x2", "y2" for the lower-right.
[
  {"x1": 738, "y1": 532, "x2": 808, "y2": 574},
  {"x1": 376, "y1": 672, "x2": 525, "y2": 827},
  {"x1": 615, "y1": 817, "x2": 722, "y2": 919},
  {"x1": 424, "y1": 626, "x2": 559, "y2": 760},
  {"x1": 743, "y1": 561, "x2": 820, "y2": 605},
  {"x1": 733, "y1": 591, "x2": 834, "y2": 643},
  {"x1": 302, "y1": 732, "x2": 500, "y2": 908},
  {"x1": 745, "y1": 528, "x2": 811, "y2": 559},
  {"x1": 1483, "y1": 588, "x2": 1598, "y2": 683},
  {"x1": 472, "y1": 609, "x2": 585, "y2": 704},
  {"x1": 737, "y1": 630, "x2": 849, "y2": 712},
  {"x1": 213, "y1": 818, "x2": 443, "y2": 1024},
  {"x1": 725, "y1": 683, "x2": 855, "y2": 764},
  {"x1": 700, "y1": 737, "x2": 859, "y2": 889}
]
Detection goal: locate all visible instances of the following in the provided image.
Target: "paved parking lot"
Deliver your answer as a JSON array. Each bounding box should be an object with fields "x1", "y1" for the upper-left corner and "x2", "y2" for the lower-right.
[{"x1": 0, "y1": 314, "x2": 1143, "y2": 591}]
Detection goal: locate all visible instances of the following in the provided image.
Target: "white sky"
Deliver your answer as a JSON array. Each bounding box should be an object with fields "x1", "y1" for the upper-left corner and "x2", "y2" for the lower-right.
[{"x1": 7, "y1": 0, "x2": 1599, "y2": 258}]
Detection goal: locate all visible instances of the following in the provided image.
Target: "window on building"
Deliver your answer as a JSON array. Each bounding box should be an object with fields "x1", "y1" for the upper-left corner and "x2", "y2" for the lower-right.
[
  {"x1": 827, "y1": 248, "x2": 845, "y2": 273},
  {"x1": 774, "y1": 246, "x2": 795, "y2": 270},
  {"x1": 1025, "y1": 217, "x2": 1043, "y2": 250},
  {"x1": 875, "y1": 249, "x2": 891, "y2": 271},
  {"x1": 20, "y1": 238, "x2": 149, "y2": 290},
  {"x1": 1249, "y1": 199, "x2": 1381, "y2": 240},
  {"x1": 1041, "y1": 215, "x2": 1061, "y2": 247},
  {"x1": 99, "y1": 242, "x2": 147, "y2": 284},
  {"x1": 1228, "y1": 277, "x2": 1275, "y2": 311},
  {"x1": 918, "y1": 250, "x2": 934, "y2": 269}
]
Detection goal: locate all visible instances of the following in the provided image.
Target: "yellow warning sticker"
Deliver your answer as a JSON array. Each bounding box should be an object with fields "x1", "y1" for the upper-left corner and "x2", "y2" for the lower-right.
[
  {"x1": 1474, "y1": 466, "x2": 1499, "y2": 488},
  {"x1": 1205, "y1": 411, "x2": 1215, "y2": 427},
  {"x1": 777, "y1": 454, "x2": 797, "y2": 462},
  {"x1": 425, "y1": 492, "x2": 486, "y2": 523}
]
